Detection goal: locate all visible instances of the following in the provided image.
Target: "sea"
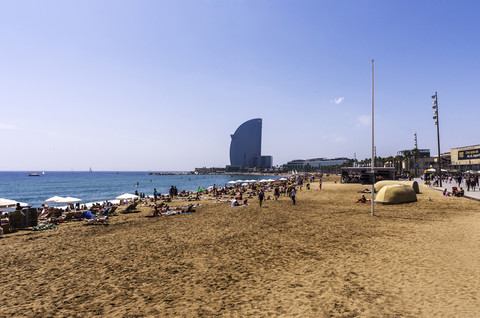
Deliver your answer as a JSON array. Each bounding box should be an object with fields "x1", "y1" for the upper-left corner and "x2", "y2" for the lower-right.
[{"x1": 0, "y1": 171, "x2": 284, "y2": 208}]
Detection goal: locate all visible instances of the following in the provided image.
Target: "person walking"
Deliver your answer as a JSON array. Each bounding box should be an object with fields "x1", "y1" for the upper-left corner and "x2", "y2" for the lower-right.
[
  {"x1": 274, "y1": 186, "x2": 280, "y2": 201},
  {"x1": 291, "y1": 187, "x2": 296, "y2": 205},
  {"x1": 258, "y1": 189, "x2": 265, "y2": 207}
]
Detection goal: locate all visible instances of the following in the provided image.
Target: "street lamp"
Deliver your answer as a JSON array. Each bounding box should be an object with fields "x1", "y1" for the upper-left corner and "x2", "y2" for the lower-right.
[{"x1": 432, "y1": 92, "x2": 442, "y2": 187}]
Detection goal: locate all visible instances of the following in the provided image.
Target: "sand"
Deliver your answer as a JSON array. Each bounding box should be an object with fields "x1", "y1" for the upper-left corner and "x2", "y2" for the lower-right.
[{"x1": 1, "y1": 177, "x2": 480, "y2": 317}]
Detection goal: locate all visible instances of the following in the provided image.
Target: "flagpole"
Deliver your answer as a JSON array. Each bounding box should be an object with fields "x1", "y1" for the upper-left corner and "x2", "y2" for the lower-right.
[{"x1": 371, "y1": 59, "x2": 375, "y2": 216}]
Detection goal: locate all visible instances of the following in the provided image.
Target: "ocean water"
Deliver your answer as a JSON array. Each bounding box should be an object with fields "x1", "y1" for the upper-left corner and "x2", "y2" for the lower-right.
[{"x1": 0, "y1": 171, "x2": 283, "y2": 208}]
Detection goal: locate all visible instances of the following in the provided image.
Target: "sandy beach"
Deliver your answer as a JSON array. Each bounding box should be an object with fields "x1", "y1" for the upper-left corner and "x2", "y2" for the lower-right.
[{"x1": 2, "y1": 176, "x2": 480, "y2": 317}]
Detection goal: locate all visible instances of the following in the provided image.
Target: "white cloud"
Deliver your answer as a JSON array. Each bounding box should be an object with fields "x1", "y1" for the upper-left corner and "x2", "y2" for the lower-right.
[
  {"x1": 334, "y1": 136, "x2": 346, "y2": 142},
  {"x1": 332, "y1": 97, "x2": 344, "y2": 104},
  {"x1": 357, "y1": 115, "x2": 371, "y2": 127},
  {"x1": 0, "y1": 123, "x2": 16, "y2": 130}
]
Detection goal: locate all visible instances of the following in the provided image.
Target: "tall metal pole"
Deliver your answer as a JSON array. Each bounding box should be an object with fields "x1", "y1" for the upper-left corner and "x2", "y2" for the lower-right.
[
  {"x1": 414, "y1": 133, "x2": 418, "y2": 177},
  {"x1": 371, "y1": 59, "x2": 375, "y2": 216},
  {"x1": 433, "y1": 92, "x2": 442, "y2": 187}
]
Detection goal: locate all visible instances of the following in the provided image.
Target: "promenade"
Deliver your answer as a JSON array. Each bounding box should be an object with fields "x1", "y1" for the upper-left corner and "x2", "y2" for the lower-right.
[{"x1": 414, "y1": 177, "x2": 480, "y2": 201}]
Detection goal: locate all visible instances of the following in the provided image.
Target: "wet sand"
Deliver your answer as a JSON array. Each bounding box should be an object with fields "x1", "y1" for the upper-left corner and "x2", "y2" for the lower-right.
[{"x1": 2, "y1": 177, "x2": 480, "y2": 317}]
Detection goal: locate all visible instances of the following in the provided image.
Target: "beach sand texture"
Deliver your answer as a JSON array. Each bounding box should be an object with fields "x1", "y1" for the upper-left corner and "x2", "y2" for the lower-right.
[{"x1": 2, "y1": 178, "x2": 480, "y2": 317}]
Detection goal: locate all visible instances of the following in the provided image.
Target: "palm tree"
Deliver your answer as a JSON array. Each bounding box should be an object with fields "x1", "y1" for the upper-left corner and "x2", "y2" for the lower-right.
[
  {"x1": 395, "y1": 155, "x2": 404, "y2": 174},
  {"x1": 412, "y1": 147, "x2": 420, "y2": 176},
  {"x1": 385, "y1": 156, "x2": 395, "y2": 168},
  {"x1": 403, "y1": 150, "x2": 412, "y2": 171}
]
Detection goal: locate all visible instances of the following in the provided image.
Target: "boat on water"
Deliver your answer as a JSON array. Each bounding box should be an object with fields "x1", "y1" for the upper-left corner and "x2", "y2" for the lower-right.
[{"x1": 28, "y1": 173, "x2": 41, "y2": 176}]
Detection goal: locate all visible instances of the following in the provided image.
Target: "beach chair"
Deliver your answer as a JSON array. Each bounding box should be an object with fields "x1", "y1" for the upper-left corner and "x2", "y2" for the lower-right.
[
  {"x1": 121, "y1": 202, "x2": 138, "y2": 214},
  {"x1": 84, "y1": 216, "x2": 109, "y2": 226},
  {"x1": 101, "y1": 206, "x2": 118, "y2": 216},
  {"x1": 62, "y1": 212, "x2": 74, "y2": 222}
]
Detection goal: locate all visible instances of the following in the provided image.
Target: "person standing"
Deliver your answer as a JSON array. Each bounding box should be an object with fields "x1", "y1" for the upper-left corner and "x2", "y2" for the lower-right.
[
  {"x1": 274, "y1": 186, "x2": 280, "y2": 200},
  {"x1": 291, "y1": 187, "x2": 296, "y2": 205},
  {"x1": 153, "y1": 188, "x2": 158, "y2": 202},
  {"x1": 258, "y1": 189, "x2": 265, "y2": 207},
  {"x1": 318, "y1": 178, "x2": 322, "y2": 190}
]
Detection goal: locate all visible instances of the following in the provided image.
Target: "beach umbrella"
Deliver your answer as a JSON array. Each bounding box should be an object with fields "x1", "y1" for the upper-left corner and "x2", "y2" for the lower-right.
[
  {"x1": 278, "y1": 178, "x2": 288, "y2": 181},
  {"x1": 45, "y1": 196, "x2": 65, "y2": 203},
  {"x1": 0, "y1": 198, "x2": 19, "y2": 208},
  {"x1": 258, "y1": 179, "x2": 268, "y2": 183},
  {"x1": 115, "y1": 193, "x2": 139, "y2": 200},
  {"x1": 234, "y1": 180, "x2": 244, "y2": 183},
  {"x1": 241, "y1": 183, "x2": 249, "y2": 186},
  {"x1": 227, "y1": 181, "x2": 236, "y2": 184},
  {"x1": 426, "y1": 168, "x2": 436, "y2": 172},
  {"x1": 0, "y1": 198, "x2": 28, "y2": 210},
  {"x1": 56, "y1": 197, "x2": 82, "y2": 204}
]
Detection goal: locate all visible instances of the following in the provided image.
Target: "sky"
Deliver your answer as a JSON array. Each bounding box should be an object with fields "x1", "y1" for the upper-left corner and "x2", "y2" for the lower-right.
[{"x1": 1, "y1": 0, "x2": 479, "y2": 171}]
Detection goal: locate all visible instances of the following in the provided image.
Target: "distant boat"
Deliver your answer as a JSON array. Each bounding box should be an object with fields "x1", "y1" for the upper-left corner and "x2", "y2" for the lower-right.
[
  {"x1": 28, "y1": 173, "x2": 41, "y2": 176},
  {"x1": 42, "y1": 171, "x2": 45, "y2": 175}
]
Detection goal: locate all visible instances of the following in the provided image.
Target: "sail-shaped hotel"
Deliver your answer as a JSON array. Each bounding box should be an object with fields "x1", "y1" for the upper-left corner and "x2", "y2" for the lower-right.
[{"x1": 226, "y1": 118, "x2": 272, "y2": 170}]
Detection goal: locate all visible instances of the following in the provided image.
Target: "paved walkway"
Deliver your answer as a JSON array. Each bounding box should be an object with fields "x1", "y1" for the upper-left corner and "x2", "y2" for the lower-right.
[{"x1": 414, "y1": 177, "x2": 480, "y2": 201}]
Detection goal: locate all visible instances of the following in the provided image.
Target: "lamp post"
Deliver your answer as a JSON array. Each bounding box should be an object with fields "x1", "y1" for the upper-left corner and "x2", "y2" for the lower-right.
[
  {"x1": 371, "y1": 59, "x2": 375, "y2": 216},
  {"x1": 432, "y1": 92, "x2": 442, "y2": 187},
  {"x1": 414, "y1": 133, "x2": 418, "y2": 177}
]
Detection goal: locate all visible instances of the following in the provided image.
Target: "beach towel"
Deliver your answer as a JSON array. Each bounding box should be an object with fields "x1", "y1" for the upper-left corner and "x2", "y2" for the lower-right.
[{"x1": 80, "y1": 210, "x2": 95, "y2": 219}]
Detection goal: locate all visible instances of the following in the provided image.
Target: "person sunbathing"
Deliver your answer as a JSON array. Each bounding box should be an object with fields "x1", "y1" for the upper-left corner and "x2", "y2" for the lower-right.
[
  {"x1": 442, "y1": 189, "x2": 452, "y2": 196},
  {"x1": 183, "y1": 204, "x2": 195, "y2": 212},
  {"x1": 358, "y1": 189, "x2": 371, "y2": 193},
  {"x1": 356, "y1": 195, "x2": 367, "y2": 203}
]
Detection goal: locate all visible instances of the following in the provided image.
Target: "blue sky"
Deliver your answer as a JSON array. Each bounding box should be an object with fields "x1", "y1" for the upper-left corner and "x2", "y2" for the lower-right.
[{"x1": 1, "y1": 0, "x2": 479, "y2": 171}]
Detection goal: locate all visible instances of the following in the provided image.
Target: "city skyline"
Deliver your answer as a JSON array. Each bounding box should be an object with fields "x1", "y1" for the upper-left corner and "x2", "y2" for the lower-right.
[{"x1": 1, "y1": 1, "x2": 479, "y2": 171}]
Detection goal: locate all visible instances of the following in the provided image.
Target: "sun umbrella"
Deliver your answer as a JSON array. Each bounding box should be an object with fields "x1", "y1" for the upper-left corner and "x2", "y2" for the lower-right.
[
  {"x1": 0, "y1": 198, "x2": 19, "y2": 208},
  {"x1": 115, "y1": 193, "x2": 139, "y2": 200},
  {"x1": 278, "y1": 178, "x2": 288, "y2": 181},
  {"x1": 227, "y1": 181, "x2": 236, "y2": 184},
  {"x1": 56, "y1": 197, "x2": 82, "y2": 204},
  {"x1": 45, "y1": 196, "x2": 65, "y2": 203},
  {"x1": 0, "y1": 199, "x2": 28, "y2": 209}
]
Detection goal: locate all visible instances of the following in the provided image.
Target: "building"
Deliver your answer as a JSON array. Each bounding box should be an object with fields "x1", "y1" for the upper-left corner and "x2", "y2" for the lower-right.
[
  {"x1": 283, "y1": 158, "x2": 349, "y2": 172},
  {"x1": 226, "y1": 118, "x2": 272, "y2": 171},
  {"x1": 396, "y1": 149, "x2": 432, "y2": 173},
  {"x1": 450, "y1": 145, "x2": 480, "y2": 171},
  {"x1": 397, "y1": 149, "x2": 430, "y2": 157}
]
